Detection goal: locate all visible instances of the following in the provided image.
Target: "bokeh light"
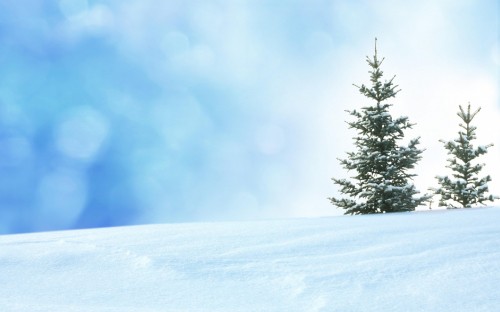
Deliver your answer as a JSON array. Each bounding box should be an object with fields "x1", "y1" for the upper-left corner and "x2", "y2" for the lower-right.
[{"x1": 0, "y1": 0, "x2": 498, "y2": 234}]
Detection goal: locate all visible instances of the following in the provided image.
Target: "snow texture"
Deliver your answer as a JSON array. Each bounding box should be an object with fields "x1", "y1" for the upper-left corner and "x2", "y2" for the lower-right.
[{"x1": 1, "y1": 208, "x2": 500, "y2": 311}]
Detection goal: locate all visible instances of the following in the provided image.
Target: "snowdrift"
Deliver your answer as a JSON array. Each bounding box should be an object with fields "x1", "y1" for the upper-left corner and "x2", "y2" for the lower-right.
[{"x1": 1, "y1": 208, "x2": 499, "y2": 311}]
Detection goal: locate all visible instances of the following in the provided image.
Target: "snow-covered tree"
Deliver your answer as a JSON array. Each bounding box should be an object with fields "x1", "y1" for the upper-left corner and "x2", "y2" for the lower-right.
[
  {"x1": 330, "y1": 40, "x2": 430, "y2": 215},
  {"x1": 433, "y1": 104, "x2": 498, "y2": 208}
]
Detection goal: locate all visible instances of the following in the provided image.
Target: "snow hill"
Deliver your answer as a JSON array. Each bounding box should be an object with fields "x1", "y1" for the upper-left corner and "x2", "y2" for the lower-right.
[{"x1": 1, "y1": 208, "x2": 500, "y2": 312}]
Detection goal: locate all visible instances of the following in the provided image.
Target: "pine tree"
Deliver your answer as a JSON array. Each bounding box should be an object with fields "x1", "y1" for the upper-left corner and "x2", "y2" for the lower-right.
[
  {"x1": 330, "y1": 39, "x2": 430, "y2": 215},
  {"x1": 433, "y1": 103, "x2": 498, "y2": 208}
]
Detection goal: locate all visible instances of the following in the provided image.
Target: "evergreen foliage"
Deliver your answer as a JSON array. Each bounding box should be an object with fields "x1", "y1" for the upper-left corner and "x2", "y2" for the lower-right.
[
  {"x1": 433, "y1": 104, "x2": 498, "y2": 208},
  {"x1": 330, "y1": 40, "x2": 429, "y2": 215}
]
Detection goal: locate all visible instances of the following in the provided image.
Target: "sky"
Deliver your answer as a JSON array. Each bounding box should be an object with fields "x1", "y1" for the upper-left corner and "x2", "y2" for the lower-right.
[{"x1": 0, "y1": 0, "x2": 498, "y2": 234}]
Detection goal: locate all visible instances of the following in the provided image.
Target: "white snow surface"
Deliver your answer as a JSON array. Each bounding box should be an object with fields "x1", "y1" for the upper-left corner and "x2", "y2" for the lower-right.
[{"x1": 1, "y1": 208, "x2": 500, "y2": 311}]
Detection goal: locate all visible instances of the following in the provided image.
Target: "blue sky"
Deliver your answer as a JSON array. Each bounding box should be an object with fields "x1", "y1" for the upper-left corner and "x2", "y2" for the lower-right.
[{"x1": 0, "y1": 0, "x2": 498, "y2": 234}]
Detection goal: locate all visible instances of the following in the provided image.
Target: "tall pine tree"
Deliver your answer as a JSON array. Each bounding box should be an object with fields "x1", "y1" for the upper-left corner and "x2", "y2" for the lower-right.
[
  {"x1": 330, "y1": 40, "x2": 429, "y2": 215},
  {"x1": 433, "y1": 103, "x2": 498, "y2": 208}
]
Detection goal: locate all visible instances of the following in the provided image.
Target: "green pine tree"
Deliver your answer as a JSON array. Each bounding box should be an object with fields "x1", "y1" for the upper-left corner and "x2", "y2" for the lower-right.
[
  {"x1": 433, "y1": 103, "x2": 498, "y2": 208},
  {"x1": 330, "y1": 39, "x2": 430, "y2": 215}
]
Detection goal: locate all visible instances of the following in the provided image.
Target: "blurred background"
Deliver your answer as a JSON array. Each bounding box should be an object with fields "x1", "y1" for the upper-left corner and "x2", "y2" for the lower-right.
[{"x1": 0, "y1": 0, "x2": 498, "y2": 234}]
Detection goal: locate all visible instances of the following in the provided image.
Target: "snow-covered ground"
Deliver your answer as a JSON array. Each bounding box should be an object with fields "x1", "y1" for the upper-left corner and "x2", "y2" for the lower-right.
[{"x1": 1, "y1": 208, "x2": 499, "y2": 311}]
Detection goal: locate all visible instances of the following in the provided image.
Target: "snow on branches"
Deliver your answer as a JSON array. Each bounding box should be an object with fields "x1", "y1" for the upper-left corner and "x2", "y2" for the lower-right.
[
  {"x1": 432, "y1": 103, "x2": 498, "y2": 208},
  {"x1": 330, "y1": 39, "x2": 430, "y2": 215}
]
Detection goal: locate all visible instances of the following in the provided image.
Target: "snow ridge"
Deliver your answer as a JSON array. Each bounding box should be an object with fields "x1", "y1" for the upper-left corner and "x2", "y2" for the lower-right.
[{"x1": 1, "y1": 208, "x2": 500, "y2": 311}]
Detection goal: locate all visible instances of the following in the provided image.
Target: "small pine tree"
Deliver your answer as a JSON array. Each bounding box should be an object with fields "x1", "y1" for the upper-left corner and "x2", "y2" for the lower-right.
[
  {"x1": 433, "y1": 103, "x2": 498, "y2": 208},
  {"x1": 330, "y1": 39, "x2": 430, "y2": 215}
]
